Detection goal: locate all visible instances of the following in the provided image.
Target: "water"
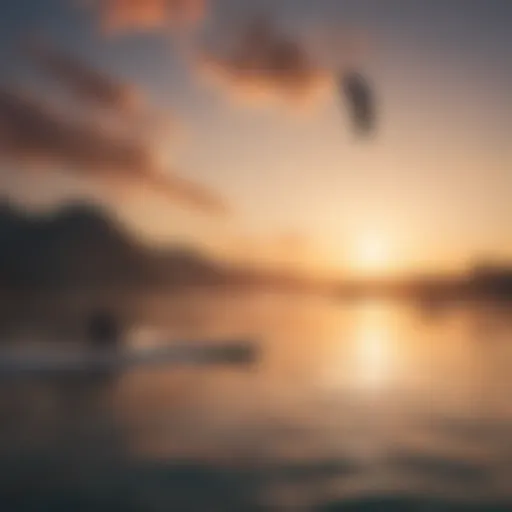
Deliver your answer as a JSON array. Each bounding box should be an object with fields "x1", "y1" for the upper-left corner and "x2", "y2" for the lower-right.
[{"x1": 1, "y1": 292, "x2": 512, "y2": 510}]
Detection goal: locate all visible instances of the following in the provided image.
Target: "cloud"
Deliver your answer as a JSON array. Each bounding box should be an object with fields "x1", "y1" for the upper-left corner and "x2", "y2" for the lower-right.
[
  {"x1": 197, "y1": 17, "x2": 333, "y2": 109},
  {"x1": 92, "y1": 0, "x2": 207, "y2": 33},
  {"x1": 23, "y1": 38, "x2": 176, "y2": 140},
  {"x1": 24, "y1": 39, "x2": 143, "y2": 116},
  {"x1": 0, "y1": 88, "x2": 228, "y2": 215}
]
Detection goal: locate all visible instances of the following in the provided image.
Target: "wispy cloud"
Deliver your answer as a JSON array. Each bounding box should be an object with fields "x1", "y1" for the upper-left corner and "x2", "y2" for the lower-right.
[
  {"x1": 24, "y1": 38, "x2": 143, "y2": 116},
  {"x1": 23, "y1": 37, "x2": 175, "y2": 140},
  {"x1": 196, "y1": 16, "x2": 333, "y2": 110},
  {"x1": 91, "y1": 0, "x2": 207, "y2": 34},
  {"x1": 195, "y1": 14, "x2": 377, "y2": 135},
  {"x1": 0, "y1": 87, "x2": 228, "y2": 215}
]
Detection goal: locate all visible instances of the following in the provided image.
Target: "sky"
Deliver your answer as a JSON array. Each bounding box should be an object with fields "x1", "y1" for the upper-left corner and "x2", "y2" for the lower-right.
[{"x1": 0, "y1": 0, "x2": 510, "y2": 277}]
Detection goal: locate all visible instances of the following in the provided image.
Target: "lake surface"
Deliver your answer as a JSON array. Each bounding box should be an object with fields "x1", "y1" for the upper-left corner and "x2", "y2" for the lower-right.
[{"x1": 1, "y1": 292, "x2": 512, "y2": 510}]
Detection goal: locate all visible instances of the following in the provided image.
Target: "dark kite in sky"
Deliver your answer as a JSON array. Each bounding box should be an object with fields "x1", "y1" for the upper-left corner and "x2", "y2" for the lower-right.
[{"x1": 341, "y1": 71, "x2": 376, "y2": 137}]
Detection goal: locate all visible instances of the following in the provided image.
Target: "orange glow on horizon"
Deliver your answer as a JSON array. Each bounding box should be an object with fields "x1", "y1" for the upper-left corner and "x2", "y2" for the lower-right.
[{"x1": 347, "y1": 233, "x2": 397, "y2": 277}]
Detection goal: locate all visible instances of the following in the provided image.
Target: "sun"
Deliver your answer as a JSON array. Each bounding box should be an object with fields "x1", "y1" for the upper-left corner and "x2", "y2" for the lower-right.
[{"x1": 350, "y1": 233, "x2": 393, "y2": 276}]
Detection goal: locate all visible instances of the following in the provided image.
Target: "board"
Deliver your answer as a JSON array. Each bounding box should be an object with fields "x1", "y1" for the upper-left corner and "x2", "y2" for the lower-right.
[{"x1": 0, "y1": 340, "x2": 257, "y2": 376}]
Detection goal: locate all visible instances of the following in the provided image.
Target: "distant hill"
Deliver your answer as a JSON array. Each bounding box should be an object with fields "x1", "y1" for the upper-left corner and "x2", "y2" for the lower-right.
[{"x1": 0, "y1": 201, "x2": 226, "y2": 291}]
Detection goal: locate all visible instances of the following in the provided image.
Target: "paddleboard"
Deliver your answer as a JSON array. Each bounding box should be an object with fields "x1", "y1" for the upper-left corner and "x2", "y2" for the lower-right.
[{"x1": 0, "y1": 340, "x2": 257, "y2": 376}]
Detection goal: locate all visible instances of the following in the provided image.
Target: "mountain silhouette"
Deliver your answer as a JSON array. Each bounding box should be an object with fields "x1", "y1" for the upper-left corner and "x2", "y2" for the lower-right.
[{"x1": 0, "y1": 201, "x2": 225, "y2": 291}]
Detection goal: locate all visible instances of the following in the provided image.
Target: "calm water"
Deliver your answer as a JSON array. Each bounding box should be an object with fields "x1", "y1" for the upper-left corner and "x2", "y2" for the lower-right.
[{"x1": 2, "y1": 292, "x2": 512, "y2": 510}]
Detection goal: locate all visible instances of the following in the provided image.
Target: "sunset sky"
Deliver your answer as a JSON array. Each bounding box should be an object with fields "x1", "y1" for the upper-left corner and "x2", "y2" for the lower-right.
[{"x1": 0, "y1": 0, "x2": 510, "y2": 277}]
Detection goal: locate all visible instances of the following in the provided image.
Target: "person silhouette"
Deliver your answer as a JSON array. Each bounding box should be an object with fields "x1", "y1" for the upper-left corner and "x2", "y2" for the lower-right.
[{"x1": 86, "y1": 309, "x2": 121, "y2": 351}]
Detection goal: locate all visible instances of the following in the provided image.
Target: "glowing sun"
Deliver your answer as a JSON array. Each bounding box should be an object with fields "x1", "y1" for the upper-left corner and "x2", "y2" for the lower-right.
[{"x1": 350, "y1": 233, "x2": 393, "y2": 275}]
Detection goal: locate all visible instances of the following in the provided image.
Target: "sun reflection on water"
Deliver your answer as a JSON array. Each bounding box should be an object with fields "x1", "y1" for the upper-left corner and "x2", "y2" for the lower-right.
[
  {"x1": 323, "y1": 301, "x2": 405, "y2": 394},
  {"x1": 350, "y1": 301, "x2": 396, "y2": 392}
]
